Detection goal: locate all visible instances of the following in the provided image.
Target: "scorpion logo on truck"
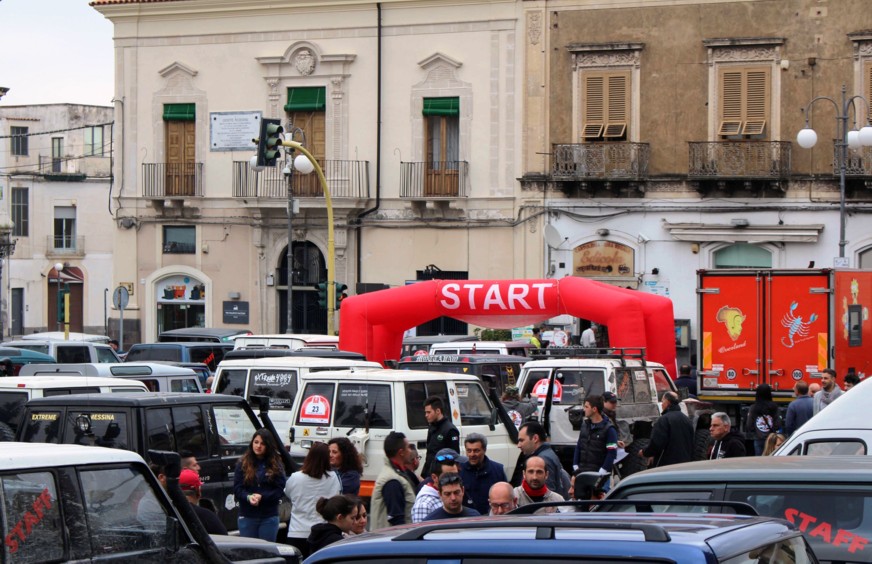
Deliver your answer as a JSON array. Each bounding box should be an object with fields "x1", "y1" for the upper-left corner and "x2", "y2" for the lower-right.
[{"x1": 781, "y1": 301, "x2": 818, "y2": 348}]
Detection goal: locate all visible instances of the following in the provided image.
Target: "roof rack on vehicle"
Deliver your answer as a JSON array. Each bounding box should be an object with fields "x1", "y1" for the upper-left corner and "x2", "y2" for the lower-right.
[
  {"x1": 529, "y1": 347, "x2": 648, "y2": 366},
  {"x1": 508, "y1": 499, "x2": 758, "y2": 516},
  {"x1": 392, "y1": 519, "x2": 671, "y2": 543}
]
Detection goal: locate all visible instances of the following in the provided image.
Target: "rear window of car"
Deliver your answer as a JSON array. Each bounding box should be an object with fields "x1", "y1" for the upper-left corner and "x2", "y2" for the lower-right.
[
  {"x1": 56, "y1": 346, "x2": 91, "y2": 364},
  {"x1": 250, "y1": 369, "x2": 297, "y2": 410},
  {"x1": 44, "y1": 387, "x2": 100, "y2": 396},
  {"x1": 334, "y1": 383, "x2": 392, "y2": 428},
  {"x1": 20, "y1": 410, "x2": 64, "y2": 443},
  {"x1": 188, "y1": 347, "x2": 227, "y2": 371},
  {"x1": 170, "y1": 378, "x2": 201, "y2": 393},
  {"x1": 125, "y1": 346, "x2": 180, "y2": 363},
  {"x1": 214, "y1": 369, "x2": 247, "y2": 397},
  {"x1": 804, "y1": 439, "x2": 867, "y2": 456},
  {"x1": 1, "y1": 471, "x2": 65, "y2": 562}
]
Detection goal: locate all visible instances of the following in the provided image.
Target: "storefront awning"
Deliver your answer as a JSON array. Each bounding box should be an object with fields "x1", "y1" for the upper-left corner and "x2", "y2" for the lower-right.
[
  {"x1": 49, "y1": 266, "x2": 84, "y2": 283},
  {"x1": 663, "y1": 223, "x2": 825, "y2": 243}
]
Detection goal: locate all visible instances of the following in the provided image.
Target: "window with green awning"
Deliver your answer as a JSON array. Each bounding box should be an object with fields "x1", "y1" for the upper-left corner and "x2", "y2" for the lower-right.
[
  {"x1": 162, "y1": 103, "x2": 196, "y2": 121},
  {"x1": 285, "y1": 87, "x2": 326, "y2": 112},
  {"x1": 423, "y1": 97, "x2": 459, "y2": 117}
]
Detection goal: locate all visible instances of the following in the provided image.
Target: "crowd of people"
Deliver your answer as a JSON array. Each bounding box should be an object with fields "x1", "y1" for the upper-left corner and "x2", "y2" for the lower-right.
[{"x1": 167, "y1": 366, "x2": 857, "y2": 557}]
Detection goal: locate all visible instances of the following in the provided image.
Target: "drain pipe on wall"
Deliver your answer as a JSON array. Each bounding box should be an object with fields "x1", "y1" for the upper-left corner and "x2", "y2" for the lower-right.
[{"x1": 354, "y1": 2, "x2": 383, "y2": 285}]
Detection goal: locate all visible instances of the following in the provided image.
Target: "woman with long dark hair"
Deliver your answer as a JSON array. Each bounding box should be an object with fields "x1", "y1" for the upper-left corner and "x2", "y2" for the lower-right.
[
  {"x1": 746, "y1": 384, "x2": 782, "y2": 456},
  {"x1": 233, "y1": 429, "x2": 287, "y2": 541},
  {"x1": 328, "y1": 437, "x2": 363, "y2": 495},
  {"x1": 308, "y1": 495, "x2": 358, "y2": 554},
  {"x1": 285, "y1": 442, "x2": 341, "y2": 557}
]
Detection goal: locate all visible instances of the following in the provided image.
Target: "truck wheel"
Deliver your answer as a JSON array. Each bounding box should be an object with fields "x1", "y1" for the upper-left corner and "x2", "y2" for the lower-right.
[
  {"x1": 0, "y1": 422, "x2": 14, "y2": 442},
  {"x1": 693, "y1": 429, "x2": 711, "y2": 461},
  {"x1": 618, "y1": 438, "x2": 650, "y2": 478}
]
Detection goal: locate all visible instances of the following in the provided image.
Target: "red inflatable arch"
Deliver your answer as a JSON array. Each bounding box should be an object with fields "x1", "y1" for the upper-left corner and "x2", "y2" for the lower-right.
[{"x1": 338, "y1": 278, "x2": 676, "y2": 376}]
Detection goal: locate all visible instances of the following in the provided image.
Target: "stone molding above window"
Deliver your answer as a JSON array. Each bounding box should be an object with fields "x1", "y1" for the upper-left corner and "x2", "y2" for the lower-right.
[{"x1": 567, "y1": 43, "x2": 644, "y2": 70}]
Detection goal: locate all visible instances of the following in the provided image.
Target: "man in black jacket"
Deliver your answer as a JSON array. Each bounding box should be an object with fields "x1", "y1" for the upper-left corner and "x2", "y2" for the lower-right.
[
  {"x1": 423, "y1": 396, "x2": 460, "y2": 479},
  {"x1": 640, "y1": 392, "x2": 693, "y2": 468},
  {"x1": 707, "y1": 412, "x2": 746, "y2": 459}
]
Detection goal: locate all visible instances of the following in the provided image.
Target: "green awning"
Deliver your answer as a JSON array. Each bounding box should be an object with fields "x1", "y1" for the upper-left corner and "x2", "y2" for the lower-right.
[
  {"x1": 284, "y1": 87, "x2": 326, "y2": 112},
  {"x1": 423, "y1": 97, "x2": 459, "y2": 117},
  {"x1": 162, "y1": 103, "x2": 196, "y2": 121}
]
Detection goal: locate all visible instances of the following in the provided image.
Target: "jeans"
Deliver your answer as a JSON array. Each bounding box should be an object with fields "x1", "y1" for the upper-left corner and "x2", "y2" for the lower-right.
[
  {"x1": 238, "y1": 515, "x2": 279, "y2": 542},
  {"x1": 753, "y1": 438, "x2": 766, "y2": 456}
]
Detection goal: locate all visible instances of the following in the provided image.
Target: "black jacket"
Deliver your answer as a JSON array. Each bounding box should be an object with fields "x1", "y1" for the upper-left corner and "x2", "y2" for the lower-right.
[
  {"x1": 708, "y1": 428, "x2": 747, "y2": 459},
  {"x1": 643, "y1": 404, "x2": 694, "y2": 468},
  {"x1": 308, "y1": 522, "x2": 345, "y2": 554},
  {"x1": 191, "y1": 502, "x2": 228, "y2": 535},
  {"x1": 423, "y1": 416, "x2": 460, "y2": 477}
]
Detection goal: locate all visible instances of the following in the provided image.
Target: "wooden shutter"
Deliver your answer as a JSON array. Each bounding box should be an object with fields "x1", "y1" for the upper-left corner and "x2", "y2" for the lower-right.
[
  {"x1": 582, "y1": 71, "x2": 630, "y2": 140},
  {"x1": 865, "y1": 62, "x2": 872, "y2": 121},
  {"x1": 582, "y1": 74, "x2": 605, "y2": 139},
  {"x1": 719, "y1": 66, "x2": 770, "y2": 137}
]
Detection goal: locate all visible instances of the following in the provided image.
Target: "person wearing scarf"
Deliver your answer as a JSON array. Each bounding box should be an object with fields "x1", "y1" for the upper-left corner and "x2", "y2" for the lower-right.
[{"x1": 512, "y1": 456, "x2": 564, "y2": 515}]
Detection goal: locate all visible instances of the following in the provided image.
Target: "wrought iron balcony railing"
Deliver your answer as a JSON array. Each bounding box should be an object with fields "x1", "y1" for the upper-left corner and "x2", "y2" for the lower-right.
[
  {"x1": 551, "y1": 143, "x2": 650, "y2": 181},
  {"x1": 400, "y1": 161, "x2": 469, "y2": 199},
  {"x1": 836, "y1": 144, "x2": 872, "y2": 176},
  {"x1": 142, "y1": 163, "x2": 204, "y2": 198},
  {"x1": 688, "y1": 141, "x2": 791, "y2": 179},
  {"x1": 232, "y1": 160, "x2": 369, "y2": 199}
]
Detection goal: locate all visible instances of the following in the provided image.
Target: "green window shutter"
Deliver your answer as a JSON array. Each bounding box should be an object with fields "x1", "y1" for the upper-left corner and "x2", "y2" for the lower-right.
[
  {"x1": 162, "y1": 103, "x2": 196, "y2": 121},
  {"x1": 422, "y1": 97, "x2": 459, "y2": 117},
  {"x1": 284, "y1": 87, "x2": 326, "y2": 112}
]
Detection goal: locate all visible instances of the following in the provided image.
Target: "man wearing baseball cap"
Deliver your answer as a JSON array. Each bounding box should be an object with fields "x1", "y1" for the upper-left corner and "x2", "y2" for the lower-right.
[
  {"x1": 179, "y1": 469, "x2": 228, "y2": 535},
  {"x1": 601, "y1": 392, "x2": 630, "y2": 448}
]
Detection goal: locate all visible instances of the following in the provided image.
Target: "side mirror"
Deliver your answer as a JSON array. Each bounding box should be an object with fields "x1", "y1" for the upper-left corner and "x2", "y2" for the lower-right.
[
  {"x1": 489, "y1": 407, "x2": 498, "y2": 431},
  {"x1": 163, "y1": 516, "x2": 180, "y2": 555},
  {"x1": 289, "y1": 427, "x2": 296, "y2": 443}
]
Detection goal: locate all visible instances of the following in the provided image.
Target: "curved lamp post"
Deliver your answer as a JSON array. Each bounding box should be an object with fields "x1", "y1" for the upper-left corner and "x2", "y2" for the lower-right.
[{"x1": 796, "y1": 84, "x2": 872, "y2": 261}]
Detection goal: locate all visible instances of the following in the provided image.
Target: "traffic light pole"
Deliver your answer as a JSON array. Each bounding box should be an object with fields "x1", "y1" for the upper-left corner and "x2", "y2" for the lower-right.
[{"x1": 278, "y1": 139, "x2": 336, "y2": 336}]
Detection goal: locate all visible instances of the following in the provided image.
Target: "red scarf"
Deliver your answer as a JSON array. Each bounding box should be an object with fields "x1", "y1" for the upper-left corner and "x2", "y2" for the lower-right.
[{"x1": 521, "y1": 479, "x2": 548, "y2": 499}]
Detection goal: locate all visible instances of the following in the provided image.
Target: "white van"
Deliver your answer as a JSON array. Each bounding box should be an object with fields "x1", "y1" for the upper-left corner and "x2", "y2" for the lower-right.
[
  {"x1": 777, "y1": 377, "x2": 872, "y2": 456},
  {"x1": 289, "y1": 368, "x2": 519, "y2": 499},
  {"x1": 3, "y1": 339, "x2": 121, "y2": 363},
  {"x1": 0, "y1": 376, "x2": 147, "y2": 439},
  {"x1": 18, "y1": 362, "x2": 203, "y2": 393},
  {"x1": 233, "y1": 333, "x2": 338, "y2": 350},
  {"x1": 210, "y1": 356, "x2": 381, "y2": 444},
  {"x1": 429, "y1": 340, "x2": 533, "y2": 357}
]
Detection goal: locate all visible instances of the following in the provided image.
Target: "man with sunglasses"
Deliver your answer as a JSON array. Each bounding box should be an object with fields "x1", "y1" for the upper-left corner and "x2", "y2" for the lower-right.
[
  {"x1": 422, "y1": 472, "x2": 481, "y2": 521},
  {"x1": 412, "y1": 455, "x2": 460, "y2": 523}
]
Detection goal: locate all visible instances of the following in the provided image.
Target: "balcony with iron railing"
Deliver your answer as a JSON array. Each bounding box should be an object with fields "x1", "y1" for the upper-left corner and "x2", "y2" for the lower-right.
[
  {"x1": 551, "y1": 143, "x2": 650, "y2": 182},
  {"x1": 142, "y1": 163, "x2": 204, "y2": 198},
  {"x1": 400, "y1": 161, "x2": 469, "y2": 199},
  {"x1": 837, "y1": 144, "x2": 872, "y2": 177},
  {"x1": 232, "y1": 160, "x2": 369, "y2": 200},
  {"x1": 688, "y1": 141, "x2": 791, "y2": 180},
  {"x1": 46, "y1": 236, "x2": 85, "y2": 258}
]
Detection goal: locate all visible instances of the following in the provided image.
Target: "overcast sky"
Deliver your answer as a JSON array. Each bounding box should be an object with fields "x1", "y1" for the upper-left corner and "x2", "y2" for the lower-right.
[{"x1": 0, "y1": 0, "x2": 114, "y2": 107}]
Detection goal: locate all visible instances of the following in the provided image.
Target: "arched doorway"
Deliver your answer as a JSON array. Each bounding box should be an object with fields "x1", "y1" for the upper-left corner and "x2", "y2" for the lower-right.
[
  {"x1": 278, "y1": 241, "x2": 326, "y2": 333},
  {"x1": 47, "y1": 265, "x2": 84, "y2": 333},
  {"x1": 155, "y1": 274, "x2": 207, "y2": 332}
]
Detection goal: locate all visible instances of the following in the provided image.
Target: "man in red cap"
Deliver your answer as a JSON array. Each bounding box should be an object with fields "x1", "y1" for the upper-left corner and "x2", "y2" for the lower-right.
[{"x1": 179, "y1": 469, "x2": 228, "y2": 535}]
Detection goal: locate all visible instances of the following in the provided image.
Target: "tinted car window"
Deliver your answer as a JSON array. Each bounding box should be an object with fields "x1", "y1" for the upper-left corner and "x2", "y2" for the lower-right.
[
  {"x1": 146, "y1": 407, "x2": 173, "y2": 452},
  {"x1": 56, "y1": 346, "x2": 90, "y2": 364},
  {"x1": 67, "y1": 411, "x2": 129, "y2": 450},
  {"x1": 335, "y1": 384, "x2": 392, "y2": 428},
  {"x1": 614, "y1": 490, "x2": 717, "y2": 513},
  {"x1": 96, "y1": 346, "x2": 120, "y2": 363},
  {"x1": 188, "y1": 346, "x2": 227, "y2": 371},
  {"x1": 652, "y1": 369, "x2": 674, "y2": 401},
  {"x1": 79, "y1": 466, "x2": 173, "y2": 556},
  {"x1": 555, "y1": 369, "x2": 605, "y2": 405},
  {"x1": 250, "y1": 369, "x2": 298, "y2": 410},
  {"x1": 213, "y1": 404, "x2": 257, "y2": 452},
  {"x1": 725, "y1": 487, "x2": 872, "y2": 563},
  {"x1": 173, "y1": 405, "x2": 208, "y2": 458},
  {"x1": 456, "y1": 382, "x2": 492, "y2": 426},
  {"x1": 404, "y1": 381, "x2": 449, "y2": 429},
  {"x1": 1, "y1": 471, "x2": 64, "y2": 562},
  {"x1": 721, "y1": 536, "x2": 817, "y2": 564},
  {"x1": 125, "y1": 346, "x2": 179, "y2": 363},
  {"x1": 44, "y1": 387, "x2": 100, "y2": 396},
  {"x1": 214, "y1": 369, "x2": 247, "y2": 397},
  {"x1": 0, "y1": 390, "x2": 28, "y2": 431},
  {"x1": 20, "y1": 411, "x2": 64, "y2": 443}
]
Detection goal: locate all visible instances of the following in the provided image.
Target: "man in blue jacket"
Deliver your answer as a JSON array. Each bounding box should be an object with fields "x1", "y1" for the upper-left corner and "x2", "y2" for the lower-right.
[
  {"x1": 785, "y1": 380, "x2": 814, "y2": 436},
  {"x1": 459, "y1": 433, "x2": 507, "y2": 514}
]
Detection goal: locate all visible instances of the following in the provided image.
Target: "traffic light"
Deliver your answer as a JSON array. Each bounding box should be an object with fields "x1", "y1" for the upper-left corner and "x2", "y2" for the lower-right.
[
  {"x1": 315, "y1": 282, "x2": 328, "y2": 309},
  {"x1": 256, "y1": 118, "x2": 284, "y2": 167},
  {"x1": 335, "y1": 283, "x2": 348, "y2": 309}
]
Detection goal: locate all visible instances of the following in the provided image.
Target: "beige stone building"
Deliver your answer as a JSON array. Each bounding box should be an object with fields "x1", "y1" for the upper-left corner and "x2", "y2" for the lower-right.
[
  {"x1": 0, "y1": 104, "x2": 115, "y2": 337},
  {"x1": 93, "y1": 0, "x2": 522, "y2": 342},
  {"x1": 520, "y1": 0, "x2": 872, "y2": 358}
]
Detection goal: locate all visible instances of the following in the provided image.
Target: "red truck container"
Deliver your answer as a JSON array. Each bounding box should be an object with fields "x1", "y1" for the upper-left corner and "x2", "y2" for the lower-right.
[{"x1": 697, "y1": 268, "x2": 872, "y2": 403}]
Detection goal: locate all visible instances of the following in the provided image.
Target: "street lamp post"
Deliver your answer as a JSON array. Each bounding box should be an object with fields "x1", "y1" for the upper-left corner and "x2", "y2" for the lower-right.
[
  {"x1": 282, "y1": 125, "x2": 305, "y2": 335},
  {"x1": 796, "y1": 84, "x2": 872, "y2": 262},
  {"x1": 54, "y1": 262, "x2": 64, "y2": 331},
  {"x1": 0, "y1": 222, "x2": 16, "y2": 339}
]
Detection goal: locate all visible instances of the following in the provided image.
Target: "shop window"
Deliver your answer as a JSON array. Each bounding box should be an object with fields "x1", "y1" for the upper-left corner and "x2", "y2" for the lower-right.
[{"x1": 163, "y1": 226, "x2": 195, "y2": 254}]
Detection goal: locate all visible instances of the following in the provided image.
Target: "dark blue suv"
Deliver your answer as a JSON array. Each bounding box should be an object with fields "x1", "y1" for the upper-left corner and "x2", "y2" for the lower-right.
[{"x1": 304, "y1": 506, "x2": 817, "y2": 564}]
